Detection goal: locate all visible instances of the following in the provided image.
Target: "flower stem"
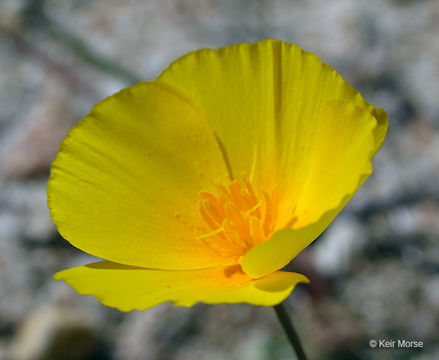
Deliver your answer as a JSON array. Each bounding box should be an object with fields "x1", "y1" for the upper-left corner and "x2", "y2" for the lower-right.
[{"x1": 273, "y1": 302, "x2": 309, "y2": 360}]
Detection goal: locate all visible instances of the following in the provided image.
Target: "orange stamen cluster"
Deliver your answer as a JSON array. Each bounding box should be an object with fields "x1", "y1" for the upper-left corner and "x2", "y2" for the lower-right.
[{"x1": 198, "y1": 175, "x2": 278, "y2": 258}]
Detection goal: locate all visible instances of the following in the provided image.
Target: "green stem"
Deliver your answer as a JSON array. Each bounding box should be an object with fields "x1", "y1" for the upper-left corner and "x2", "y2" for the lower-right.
[{"x1": 274, "y1": 302, "x2": 309, "y2": 360}]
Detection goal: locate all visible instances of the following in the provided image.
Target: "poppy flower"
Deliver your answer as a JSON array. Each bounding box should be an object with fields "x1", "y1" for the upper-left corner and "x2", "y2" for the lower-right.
[{"x1": 49, "y1": 40, "x2": 387, "y2": 311}]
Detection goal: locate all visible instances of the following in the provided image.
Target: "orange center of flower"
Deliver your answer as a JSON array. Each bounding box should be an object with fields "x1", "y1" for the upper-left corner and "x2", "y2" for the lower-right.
[{"x1": 197, "y1": 175, "x2": 279, "y2": 259}]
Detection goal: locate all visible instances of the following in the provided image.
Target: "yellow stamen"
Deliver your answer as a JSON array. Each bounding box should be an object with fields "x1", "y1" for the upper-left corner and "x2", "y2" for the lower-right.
[
  {"x1": 250, "y1": 217, "x2": 265, "y2": 245},
  {"x1": 196, "y1": 227, "x2": 224, "y2": 241},
  {"x1": 199, "y1": 201, "x2": 220, "y2": 231},
  {"x1": 198, "y1": 174, "x2": 278, "y2": 257},
  {"x1": 262, "y1": 191, "x2": 272, "y2": 236},
  {"x1": 223, "y1": 219, "x2": 248, "y2": 249}
]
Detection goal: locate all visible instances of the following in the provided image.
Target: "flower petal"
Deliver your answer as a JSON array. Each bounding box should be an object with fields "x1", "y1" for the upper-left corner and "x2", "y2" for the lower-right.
[
  {"x1": 54, "y1": 261, "x2": 309, "y2": 311},
  {"x1": 241, "y1": 101, "x2": 383, "y2": 278},
  {"x1": 157, "y1": 39, "x2": 387, "y2": 226},
  {"x1": 48, "y1": 81, "x2": 233, "y2": 270}
]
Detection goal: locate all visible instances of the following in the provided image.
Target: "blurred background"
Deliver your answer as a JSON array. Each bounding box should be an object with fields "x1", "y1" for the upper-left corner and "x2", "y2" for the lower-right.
[{"x1": 0, "y1": 0, "x2": 438, "y2": 359}]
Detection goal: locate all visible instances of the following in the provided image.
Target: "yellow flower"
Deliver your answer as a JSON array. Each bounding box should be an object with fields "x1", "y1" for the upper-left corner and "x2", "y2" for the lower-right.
[{"x1": 49, "y1": 40, "x2": 387, "y2": 311}]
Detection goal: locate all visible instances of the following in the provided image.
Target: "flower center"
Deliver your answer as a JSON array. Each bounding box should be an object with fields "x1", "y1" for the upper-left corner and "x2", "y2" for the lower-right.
[{"x1": 197, "y1": 174, "x2": 278, "y2": 259}]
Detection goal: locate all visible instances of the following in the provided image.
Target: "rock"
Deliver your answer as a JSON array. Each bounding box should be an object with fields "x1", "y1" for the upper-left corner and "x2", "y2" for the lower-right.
[
  {"x1": 9, "y1": 306, "x2": 100, "y2": 360},
  {"x1": 311, "y1": 216, "x2": 367, "y2": 276},
  {"x1": 0, "y1": 180, "x2": 55, "y2": 243},
  {"x1": 0, "y1": 214, "x2": 31, "y2": 325},
  {"x1": 0, "y1": 340, "x2": 8, "y2": 360},
  {"x1": 0, "y1": 80, "x2": 75, "y2": 179},
  {"x1": 340, "y1": 261, "x2": 428, "y2": 338},
  {"x1": 115, "y1": 303, "x2": 172, "y2": 360}
]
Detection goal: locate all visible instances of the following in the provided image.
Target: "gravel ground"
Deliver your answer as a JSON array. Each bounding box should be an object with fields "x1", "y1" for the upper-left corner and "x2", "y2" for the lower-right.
[{"x1": 0, "y1": 1, "x2": 438, "y2": 359}]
